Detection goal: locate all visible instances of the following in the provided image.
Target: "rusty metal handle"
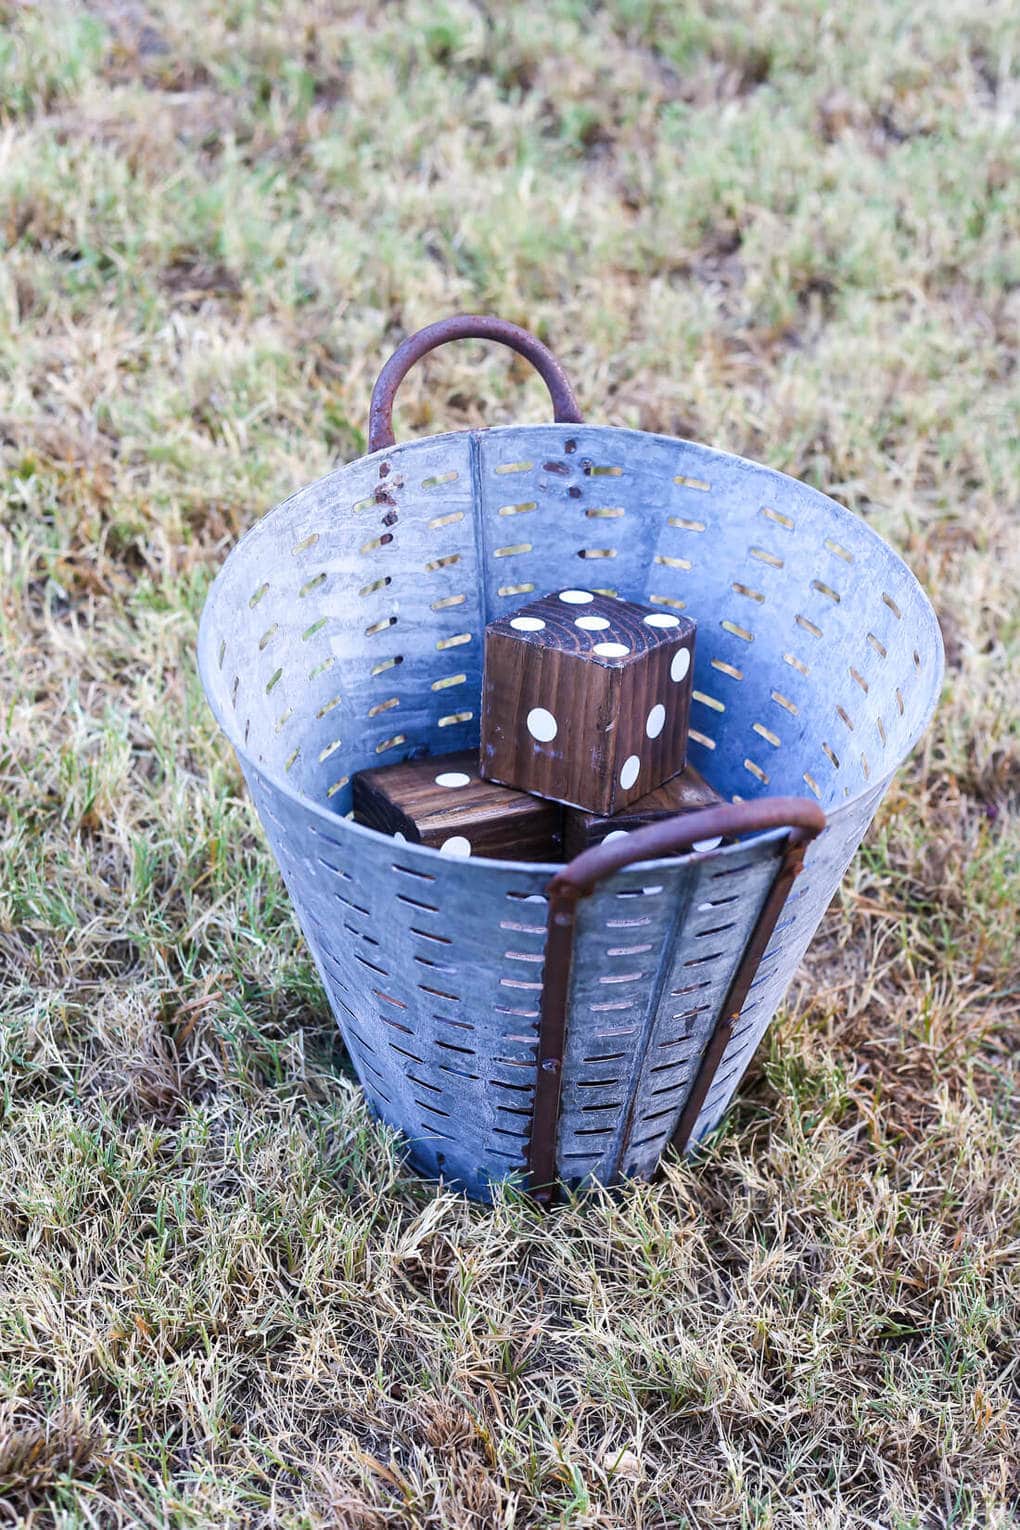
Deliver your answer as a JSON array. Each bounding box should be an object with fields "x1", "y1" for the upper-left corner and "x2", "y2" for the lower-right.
[
  {"x1": 368, "y1": 314, "x2": 584, "y2": 453},
  {"x1": 528, "y1": 794, "x2": 826, "y2": 1202},
  {"x1": 548, "y1": 796, "x2": 827, "y2": 900}
]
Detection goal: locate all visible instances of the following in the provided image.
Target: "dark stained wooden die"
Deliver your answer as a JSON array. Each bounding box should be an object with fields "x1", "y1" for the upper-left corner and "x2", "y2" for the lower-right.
[
  {"x1": 562, "y1": 763, "x2": 723, "y2": 858},
  {"x1": 479, "y1": 588, "x2": 696, "y2": 815},
  {"x1": 352, "y1": 749, "x2": 563, "y2": 862}
]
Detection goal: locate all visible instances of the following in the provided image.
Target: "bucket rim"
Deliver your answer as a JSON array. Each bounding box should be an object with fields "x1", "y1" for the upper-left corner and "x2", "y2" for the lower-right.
[{"x1": 197, "y1": 423, "x2": 944, "y2": 874}]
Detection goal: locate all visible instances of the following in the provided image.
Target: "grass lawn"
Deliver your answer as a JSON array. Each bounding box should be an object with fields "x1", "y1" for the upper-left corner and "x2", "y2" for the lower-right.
[{"x1": 1, "y1": 2, "x2": 1018, "y2": 1525}]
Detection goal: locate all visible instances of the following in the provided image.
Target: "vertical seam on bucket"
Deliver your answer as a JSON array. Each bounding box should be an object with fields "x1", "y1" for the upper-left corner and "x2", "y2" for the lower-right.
[
  {"x1": 605, "y1": 868, "x2": 701, "y2": 1180},
  {"x1": 467, "y1": 431, "x2": 491, "y2": 635}
]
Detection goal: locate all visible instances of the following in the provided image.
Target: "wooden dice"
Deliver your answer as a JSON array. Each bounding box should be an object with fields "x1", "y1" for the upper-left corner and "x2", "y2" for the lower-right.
[
  {"x1": 480, "y1": 589, "x2": 696, "y2": 815},
  {"x1": 563, "y1": 763, "x2": 724, "y2": 858},
  {"x1": 352, "y1": 750, "x2": 562, "y2": 862}
]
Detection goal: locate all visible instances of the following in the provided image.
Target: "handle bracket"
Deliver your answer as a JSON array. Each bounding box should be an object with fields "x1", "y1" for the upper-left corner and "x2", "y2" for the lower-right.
[{"x1": 527, "y1": 796, "x2": 826, "y2": 1204}]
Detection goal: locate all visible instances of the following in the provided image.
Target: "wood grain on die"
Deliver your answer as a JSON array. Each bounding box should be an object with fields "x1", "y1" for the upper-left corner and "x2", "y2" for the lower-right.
[
  {"x1": 562, "y1": 763, "x2": 722, "y2": 857},
  {"x1": 479, "y1": 588, "x2": 696, "y2": 815},
  {"x1": 353, "y1": 749, "x2": 563, "y2": 861}
]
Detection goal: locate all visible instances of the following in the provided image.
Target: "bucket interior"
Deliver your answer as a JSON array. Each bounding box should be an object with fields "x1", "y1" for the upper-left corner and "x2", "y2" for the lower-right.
[{"x1": 199, "y1": 423, "x2": 943, "y2": 831}]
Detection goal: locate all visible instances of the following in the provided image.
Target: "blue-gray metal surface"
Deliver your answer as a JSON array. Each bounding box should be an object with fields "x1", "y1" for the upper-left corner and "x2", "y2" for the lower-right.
[{"x1": 198, "y1": 423, "x2": 943, "y2": 1197}]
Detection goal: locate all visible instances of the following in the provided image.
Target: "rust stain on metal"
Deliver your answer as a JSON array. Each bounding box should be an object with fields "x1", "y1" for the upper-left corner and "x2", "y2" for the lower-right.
[{"x1": 527, "y1": 888, "x2": 579, "y2": 1206}]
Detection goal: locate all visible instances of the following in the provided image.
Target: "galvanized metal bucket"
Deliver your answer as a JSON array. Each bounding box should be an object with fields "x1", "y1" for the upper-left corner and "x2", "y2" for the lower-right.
[{"x1": 197, "y1": 316, "x2": 943, "y2": 1202}]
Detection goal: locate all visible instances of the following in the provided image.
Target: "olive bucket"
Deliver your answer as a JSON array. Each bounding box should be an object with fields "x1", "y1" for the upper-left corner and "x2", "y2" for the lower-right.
[{"x1": 197, "y1": 315, "x2": 943, "y2": 1202}]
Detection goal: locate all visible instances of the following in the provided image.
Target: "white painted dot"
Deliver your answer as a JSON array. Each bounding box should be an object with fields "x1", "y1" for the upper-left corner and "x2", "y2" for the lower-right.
[
  {"x1": 594, "y1": 642, "x2": 630, "y2": 659},
  {"x1": 619, "y1": 754, "x2": 640, "y2": 790},
  {"x1": 559, "y1": 589, "x2": 594, "y2": 604},
  {"x1": 575, "y1": 614, "x2": 610, "y2": 631},
  {"x1": 602, "y1": 829, "x2": 630, "y2": 844},
  {"x1": 526, "y1": 707, "x2": 558, "y2": 742},
  {"x1": 645, "y1": 704, "x2": 666, "y2": 739},
  {"x1": 393, "y1": 831, "x2": 407, "y2": 844},
  {"x1": 645, "y1": 612, "x2": 681, "y2": 628},
  {"x1": 693, "y1": 835, "x2": 723, "y2": 852},
  {"x1": 670, "y1": 646, "x2": 691, "y2": 683},
  {"x1": 435, "y1": 771, "x2": 471, "y2": 788},
  {"x1": 511, "y1": 616, "x2": 546, "y2": 632},
  {"x1": 439, "y1": 835, "x2": 472, "y2": 857}
]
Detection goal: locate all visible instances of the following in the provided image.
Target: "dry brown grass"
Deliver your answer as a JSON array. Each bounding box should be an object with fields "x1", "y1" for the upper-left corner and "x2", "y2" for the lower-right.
[{"x1": 1, "y1": 1, "x2": 1018, "y2": 1525}]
